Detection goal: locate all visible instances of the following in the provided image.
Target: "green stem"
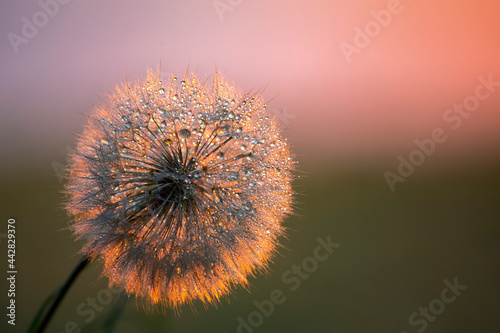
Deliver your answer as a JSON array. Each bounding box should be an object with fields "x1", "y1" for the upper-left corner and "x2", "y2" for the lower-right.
[{"x1": 28, "y1": 255, "x2": 91, "y2": 333}]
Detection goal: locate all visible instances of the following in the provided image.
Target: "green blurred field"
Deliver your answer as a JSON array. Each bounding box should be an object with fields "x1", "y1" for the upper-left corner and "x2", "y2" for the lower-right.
[{"x1": 1, "y1": 161, "x2": 499, "y2": 333}]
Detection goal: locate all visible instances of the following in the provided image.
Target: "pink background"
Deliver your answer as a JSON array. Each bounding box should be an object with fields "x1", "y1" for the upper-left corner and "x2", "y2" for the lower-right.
[{"x1": 1, "y1": 0, "x2": 500, "y2": 169}]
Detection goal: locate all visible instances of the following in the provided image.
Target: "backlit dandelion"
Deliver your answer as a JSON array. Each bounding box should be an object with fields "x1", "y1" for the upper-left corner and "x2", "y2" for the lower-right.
[{"x1": 65, "y1": 69, "x2": 294, "y2": 308}]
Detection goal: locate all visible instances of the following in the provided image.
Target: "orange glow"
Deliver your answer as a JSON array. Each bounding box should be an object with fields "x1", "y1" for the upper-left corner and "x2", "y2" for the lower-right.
[{"x1": 65, "y1": 69, "x2": 294, "y2": 308}]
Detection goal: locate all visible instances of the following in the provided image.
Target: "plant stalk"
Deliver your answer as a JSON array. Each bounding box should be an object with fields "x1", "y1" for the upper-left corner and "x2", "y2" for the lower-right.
[{"x1": 29, "y1": 255, "x2": 91, "y2": 333}]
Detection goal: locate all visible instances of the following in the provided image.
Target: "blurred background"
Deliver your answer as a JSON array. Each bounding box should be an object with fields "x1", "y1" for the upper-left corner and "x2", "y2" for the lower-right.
[{"x1": 1, "y1": 0, "x2": 499, "y2": 332}]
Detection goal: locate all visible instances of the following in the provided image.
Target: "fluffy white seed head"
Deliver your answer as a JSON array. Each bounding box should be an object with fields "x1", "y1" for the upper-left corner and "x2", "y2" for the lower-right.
[{"x1": 65, "y1": 70, "x2": 294, "y2": 308}]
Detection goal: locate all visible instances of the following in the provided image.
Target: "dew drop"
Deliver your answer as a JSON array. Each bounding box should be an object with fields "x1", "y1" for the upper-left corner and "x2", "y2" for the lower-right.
[
  {"x1": 163, "y1": 139, "x2": 172, "y2": 146},
  {"x1": 216, "y1": 152, "x2": 224, "y2": 159},
  {"x1": 179, "y1": 129, "x2": 191, "y2": 138},
  {"x1": 158, "y1": 88, "x2": 165, "y2": 95},
  {"x1": 228, "y1": 171, "x2": 239, "y2": 181},
  {"x1": 217, "y1": 125, "x2": 230, "y2": 137},
  {"x1": 228, "y1": 111, "x2": 235, "y2": 119},
  {"x1": 243, "y1": 201, "x2": 253, "y2": 211}
]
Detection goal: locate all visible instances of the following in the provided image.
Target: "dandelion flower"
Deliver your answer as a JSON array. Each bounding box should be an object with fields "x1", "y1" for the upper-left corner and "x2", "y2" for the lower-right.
[{"x1": 65, "y1": 69, "x2": 294, "y2": 308}]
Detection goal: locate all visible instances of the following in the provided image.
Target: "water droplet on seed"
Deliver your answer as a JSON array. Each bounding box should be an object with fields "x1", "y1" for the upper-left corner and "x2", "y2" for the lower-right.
[
  {"x1": 218, "y1": 125, "x2": 230, "y2": 137},
  {"x1": 228, "y1": 172, "x2": 239, "y2": 181},
  {"x1": 179, "y1": 129, "x2": 191, "y2": 138}
]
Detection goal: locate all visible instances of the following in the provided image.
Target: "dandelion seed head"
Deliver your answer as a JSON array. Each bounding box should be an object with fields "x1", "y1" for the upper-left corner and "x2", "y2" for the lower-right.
[{"x1": 65, "y1": 69, "x2": 294, "y2": 308}]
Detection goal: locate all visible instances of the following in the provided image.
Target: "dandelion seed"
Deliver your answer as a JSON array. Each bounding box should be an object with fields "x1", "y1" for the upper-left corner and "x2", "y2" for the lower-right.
[{"x1": 65, "y1": 69, "x2": 294, "y2": 308}]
